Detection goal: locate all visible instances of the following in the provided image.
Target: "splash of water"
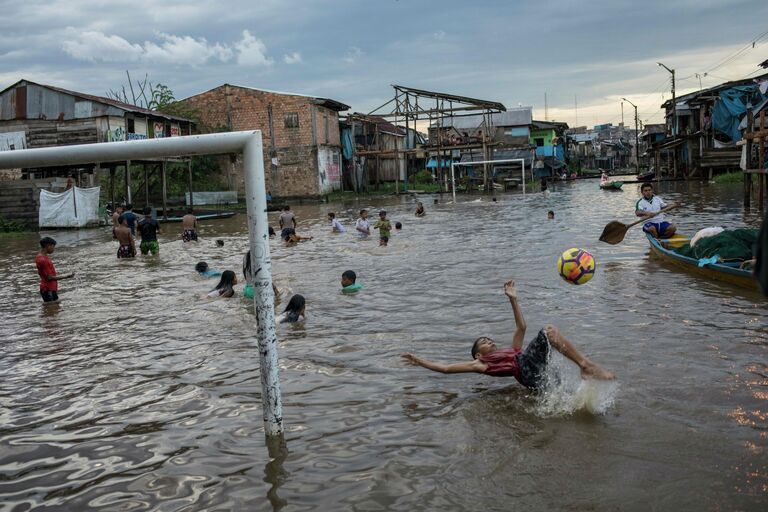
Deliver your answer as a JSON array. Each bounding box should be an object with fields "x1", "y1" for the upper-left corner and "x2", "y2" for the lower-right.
[{"x1": 534, "y1": 349, "x2": 619, "y2": 417}]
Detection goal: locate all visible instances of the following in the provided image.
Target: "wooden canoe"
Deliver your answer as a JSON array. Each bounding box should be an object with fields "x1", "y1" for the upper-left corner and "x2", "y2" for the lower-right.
[
  {"x1": 600, "y1": 181, "x2": 623, "y2": 190},
  {"x1": 160, "y1": 211, "x2": 237, "y2": 223},
  {"x1": 646, "y1": 233, "x2": 757, "y2": 290}
]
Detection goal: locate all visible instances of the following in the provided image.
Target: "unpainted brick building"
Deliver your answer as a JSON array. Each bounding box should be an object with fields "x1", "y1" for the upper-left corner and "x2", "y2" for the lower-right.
[{"x1": 179, "y1": 84, "x2": 349, "y2": 198}]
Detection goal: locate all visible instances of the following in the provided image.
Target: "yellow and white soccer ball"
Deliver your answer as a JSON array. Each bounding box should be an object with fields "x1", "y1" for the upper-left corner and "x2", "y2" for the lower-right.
[{"x1": 557, "y1": 248, "x2": 595, "y2": 285}]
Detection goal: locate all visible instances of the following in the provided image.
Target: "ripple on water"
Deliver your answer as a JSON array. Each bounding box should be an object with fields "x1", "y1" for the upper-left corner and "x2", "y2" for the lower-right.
[{"x1": 1, "y1": 180, "x2": 767, "y2": 510}]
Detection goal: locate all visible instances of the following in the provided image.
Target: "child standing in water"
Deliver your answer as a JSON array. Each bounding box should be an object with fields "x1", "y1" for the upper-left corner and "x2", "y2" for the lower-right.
[
  {"x1": 114, "y1": 215, "x2": 136, "y2": 258},
  {"x1": 35, "y1": 237, "x2": 74, "y2": 302},
  {"x1": 374, "y1": 210, "x2": 391, "y2": 246},
  {"x1": 415, "y1": 202, "x2": 425, "y2": 217}
]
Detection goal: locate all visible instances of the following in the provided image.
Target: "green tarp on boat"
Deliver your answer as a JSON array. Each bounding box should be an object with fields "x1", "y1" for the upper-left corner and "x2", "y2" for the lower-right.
[{"x1": 674, "y1": 228, "x2": 758, "y2": 261}]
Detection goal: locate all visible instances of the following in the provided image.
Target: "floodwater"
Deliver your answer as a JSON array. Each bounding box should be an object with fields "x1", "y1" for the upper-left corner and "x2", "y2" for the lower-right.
[{"x1": 1, "y1": 179, "x2": 767, "y2": 511}]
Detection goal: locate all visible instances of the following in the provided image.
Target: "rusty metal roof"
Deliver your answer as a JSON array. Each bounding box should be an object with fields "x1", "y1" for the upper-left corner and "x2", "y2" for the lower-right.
[{"x1": 0, "y1": 79, "x2": 193, "y2": 122}]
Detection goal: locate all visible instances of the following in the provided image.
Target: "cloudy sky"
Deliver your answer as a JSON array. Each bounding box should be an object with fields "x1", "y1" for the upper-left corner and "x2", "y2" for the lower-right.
[{"x1": 1, "y1": 0, "x2": 767, "y2": 129}]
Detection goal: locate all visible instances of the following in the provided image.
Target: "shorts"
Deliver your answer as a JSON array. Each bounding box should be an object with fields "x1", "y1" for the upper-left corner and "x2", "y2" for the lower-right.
[
  {"x1": 281, "y1": 228, "x2": 296, "y2": 241},
  {"x1": 117, "y1": 244, "x2": 135, "y2": 258},
  {"x1": 643, "y1": 221, "x2": 672, "y2": 237},
  {"x1": 182, "y1": 229, "x2": 198, "y2": 242},
  {"x1": 517, "y1": 329, "x2": 551, "y2": 389},
  {"x1": 140, "y1": 240, "x2": 160, "y2": 255},
  {"x1": 40, "y1": 290, "x2": 59, "y2": 302}
]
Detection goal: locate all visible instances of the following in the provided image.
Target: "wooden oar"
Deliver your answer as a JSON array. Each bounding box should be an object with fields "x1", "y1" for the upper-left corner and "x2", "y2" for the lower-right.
[{"x1": 599, "y1": 204, "x2": 681, "y2": 245}]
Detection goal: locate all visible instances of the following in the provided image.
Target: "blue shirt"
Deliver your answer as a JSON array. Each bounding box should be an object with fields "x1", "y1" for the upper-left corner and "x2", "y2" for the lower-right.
[{"x1": 122, "y1": 211, "x2": 138, "y2": 234}]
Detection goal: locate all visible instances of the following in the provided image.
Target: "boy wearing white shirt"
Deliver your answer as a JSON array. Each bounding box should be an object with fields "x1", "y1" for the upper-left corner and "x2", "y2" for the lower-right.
[
  {"x1": 355, "y1": 209, "x2": 371, "y2": 236},
  {"x1": 635, "y1": 182, "x2": 677, "y2": 238},
  {"x1": 328, "y1": 212, "x2": 346, "y2": 233}
]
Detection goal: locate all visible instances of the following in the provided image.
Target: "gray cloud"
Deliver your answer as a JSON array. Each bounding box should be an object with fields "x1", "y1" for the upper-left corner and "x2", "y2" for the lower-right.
[{"x1": 1, "y1": 0, "x2": 766, "y2": 126}]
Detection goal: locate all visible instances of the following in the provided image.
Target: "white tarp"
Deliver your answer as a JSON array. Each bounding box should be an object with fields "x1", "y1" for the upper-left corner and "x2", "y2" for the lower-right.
[
  {"x1": 0, "y1": 131, "x2": 26, "y2": 151},
  {"x1": 39, "y1": 186, "x2": 101, "y2": 228},
  {"x1": 185, "y1": 191, "x2": 238, "y2": 205}
]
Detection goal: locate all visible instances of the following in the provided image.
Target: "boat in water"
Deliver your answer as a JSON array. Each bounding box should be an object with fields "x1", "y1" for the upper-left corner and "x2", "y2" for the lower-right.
[
  {"x1": 646, "y1": 233, "x2": 756, "y2": 290},
  {"x1": 160, "y1": 211, "x2": 237, "y2": 223},
  {"x1": 599, "y1": 181, "x2": 623, "y2": 190}
]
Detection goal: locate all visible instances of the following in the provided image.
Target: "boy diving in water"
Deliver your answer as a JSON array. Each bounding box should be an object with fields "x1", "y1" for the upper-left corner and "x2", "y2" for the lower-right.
[{"x1": 402, "y1": 280, "x2": 615, "y2": 389}]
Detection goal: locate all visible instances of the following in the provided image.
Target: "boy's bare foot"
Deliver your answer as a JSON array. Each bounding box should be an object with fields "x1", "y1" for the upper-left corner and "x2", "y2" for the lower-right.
[{"x1": 580, "y1": 361, "x2": 616, "y2": 380}]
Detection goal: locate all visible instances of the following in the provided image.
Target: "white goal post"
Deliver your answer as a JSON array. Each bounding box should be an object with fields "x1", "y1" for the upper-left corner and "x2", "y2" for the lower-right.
[
  {"x1": 0, "y1": 131, "x2": 284, "y2": 437},
  {"x1": 449, "y1": 158, "x2": 527, "y2": 202}
]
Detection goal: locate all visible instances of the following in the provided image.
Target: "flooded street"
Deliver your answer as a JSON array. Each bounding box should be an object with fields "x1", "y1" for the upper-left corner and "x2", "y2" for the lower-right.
[{"x1": 1, "y1": 179, "x2": 767, "y2": 511}]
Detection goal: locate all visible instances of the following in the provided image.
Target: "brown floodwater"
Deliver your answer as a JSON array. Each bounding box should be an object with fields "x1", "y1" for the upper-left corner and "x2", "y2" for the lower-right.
[{"x1": 1, "y1": 179, "x2": 767, "y2": 511}]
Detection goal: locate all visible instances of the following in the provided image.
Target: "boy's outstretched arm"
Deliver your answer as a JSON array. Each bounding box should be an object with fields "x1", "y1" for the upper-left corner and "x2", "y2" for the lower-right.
[
  {"x1": 504, "y1": 280, "x2": 526, "y2": 349},
  {"x1": 401, "y1": 353, "x2": 485, "y2": 374}
]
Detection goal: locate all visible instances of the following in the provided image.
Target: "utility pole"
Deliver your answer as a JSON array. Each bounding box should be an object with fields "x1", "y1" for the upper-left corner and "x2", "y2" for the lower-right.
[
  {"x1": 544, "y1": 92, "x2": 548, "y2": 121},
  {"x1": 657, "y1": 62, "x2": 676, "y2": 136},
  {"x1": 621, "y1": 101, "x2": 624, "y2": 127},
  {"x1": 623, "y1": 98, "x2": 640, "y2": 175}
]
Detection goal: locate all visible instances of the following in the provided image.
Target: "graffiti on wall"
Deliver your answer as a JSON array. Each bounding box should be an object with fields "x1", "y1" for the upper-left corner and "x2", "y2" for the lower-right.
[
  {"x1": 154, "y1": 122, "x2": 166, "y2": 138},
  {"x1": 127, "y1": 133, "x2": 147, "y2": 141},
  {"x1": 170, "y1": 126, "x2": 180, "y2": 137},
  {"x1": 107, "y1": 127, "x2": 125, "y2": 142},
  {"x1": 318, "y1": 147, "x2": 341, "y2": 193}
]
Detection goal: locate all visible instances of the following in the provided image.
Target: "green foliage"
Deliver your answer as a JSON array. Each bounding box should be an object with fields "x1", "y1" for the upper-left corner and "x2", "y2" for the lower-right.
[
  {"x1": 0, "y1": 216, "x2": 29, "y2": 232},
  {"x1": 413, "y1": 170, "x2": 435, "y2": 185},
  {"x1": 148, "y1": 83, "x2": 175, "y2": 110},
  {"x1": 712, "y1": 171, "x2": 743, "y2": 184}
]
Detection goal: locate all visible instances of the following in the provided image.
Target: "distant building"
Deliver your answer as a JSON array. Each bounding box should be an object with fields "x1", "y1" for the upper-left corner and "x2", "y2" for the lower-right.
[
  {"x1": 657, "y1": 72, "x2": 768, "y2": 177},
  {"x1": 177, "y1": 84, "x2": 350, "y2": 198}
]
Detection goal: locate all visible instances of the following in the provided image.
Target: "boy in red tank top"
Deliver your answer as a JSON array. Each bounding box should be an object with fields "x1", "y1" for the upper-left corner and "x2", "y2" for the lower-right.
[{"x1": 402, "y1": 280, "x2": 615, "y2": 389}]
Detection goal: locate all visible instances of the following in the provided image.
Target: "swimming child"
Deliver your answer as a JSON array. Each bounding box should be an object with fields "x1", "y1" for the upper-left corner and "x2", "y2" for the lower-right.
[
  {"x1": 216, "y1": 239, "x2": 225, "y2": 247},
  {"x1": 395, "y1": 221, "x2": 402, "y2": 232},
  {"x1": 195, "y1": 261, "x2": 222, "y2": 278},
  {"x1": 328, "y1": 212, "x2": 346, "y2": 233},
  {"x1": 415, "y1": 202, "x2": 425, "y2": 217},
  {"x1": 122, "y1": 204, "x2": 139, "y2": 235},
  {"x1": 114, "y1": 215, "x2": 136, "y2": 258},
  {"x1": 282, "y1": 228, "x2": 312, "y2": 245},
  {"x1": 402, "y1": 279, "x2": 615, "y2": 389},
  {"x1": 374, "y1": 210, "x2": 391, "y2": 246},
  {"x1": 35, "y1": 237, "x2": 74, "y2": 303},
  {"x1": 341, "y1": 270, "x2": 363, "y2": 293},
  {"x1": 276, "y1": 294, "x2": 306, "y2": 323},
  {"x1": 204, "y1": 270, "x2": 237, "y2": 299},
  {"x1": 548, "y1": 210, "x2": 555, "y2": 220}
]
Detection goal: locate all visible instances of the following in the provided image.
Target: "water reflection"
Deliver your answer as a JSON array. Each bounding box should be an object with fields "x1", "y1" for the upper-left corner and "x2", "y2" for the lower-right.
[{"x1": 1, "y1": 179, "x2": 768, "y2": 510}]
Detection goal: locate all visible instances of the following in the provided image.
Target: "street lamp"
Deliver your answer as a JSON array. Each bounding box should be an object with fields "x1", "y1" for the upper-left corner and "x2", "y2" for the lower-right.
[
  {"x1": 657, "y1": 62, "x2": 676, "y2": 136},
  {"x1": 622, "y1": 97, "x2": 640, "y2": 175}
]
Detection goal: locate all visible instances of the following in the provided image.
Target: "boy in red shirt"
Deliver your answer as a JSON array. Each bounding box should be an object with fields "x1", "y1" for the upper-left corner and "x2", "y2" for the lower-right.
[
  {"x1": 35, "y1": 237, "x2": 74, "y2": 302},
  {"x1": 402, "y1": 280, "x2": 615, "y2": 389}
]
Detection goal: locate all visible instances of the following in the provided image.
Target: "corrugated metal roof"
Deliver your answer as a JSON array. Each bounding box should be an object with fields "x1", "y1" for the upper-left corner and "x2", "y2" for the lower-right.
[
  {"x1": 440, "y1": 107, "x2": 532, "y2": 129},
  {"x1": 0, "y1": 79, "x2": 193, "y2": 122}
]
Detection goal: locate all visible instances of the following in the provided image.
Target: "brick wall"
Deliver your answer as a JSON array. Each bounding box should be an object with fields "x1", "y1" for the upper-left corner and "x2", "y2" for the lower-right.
[{"x1": 180, "y1": 85, "x2": 344, "y2": 197}]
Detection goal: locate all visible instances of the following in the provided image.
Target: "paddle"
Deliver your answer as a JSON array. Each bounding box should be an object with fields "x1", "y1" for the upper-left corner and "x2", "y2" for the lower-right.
[{"x1": 599, "y1": 204, "x2": 681, "y2": 245}]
